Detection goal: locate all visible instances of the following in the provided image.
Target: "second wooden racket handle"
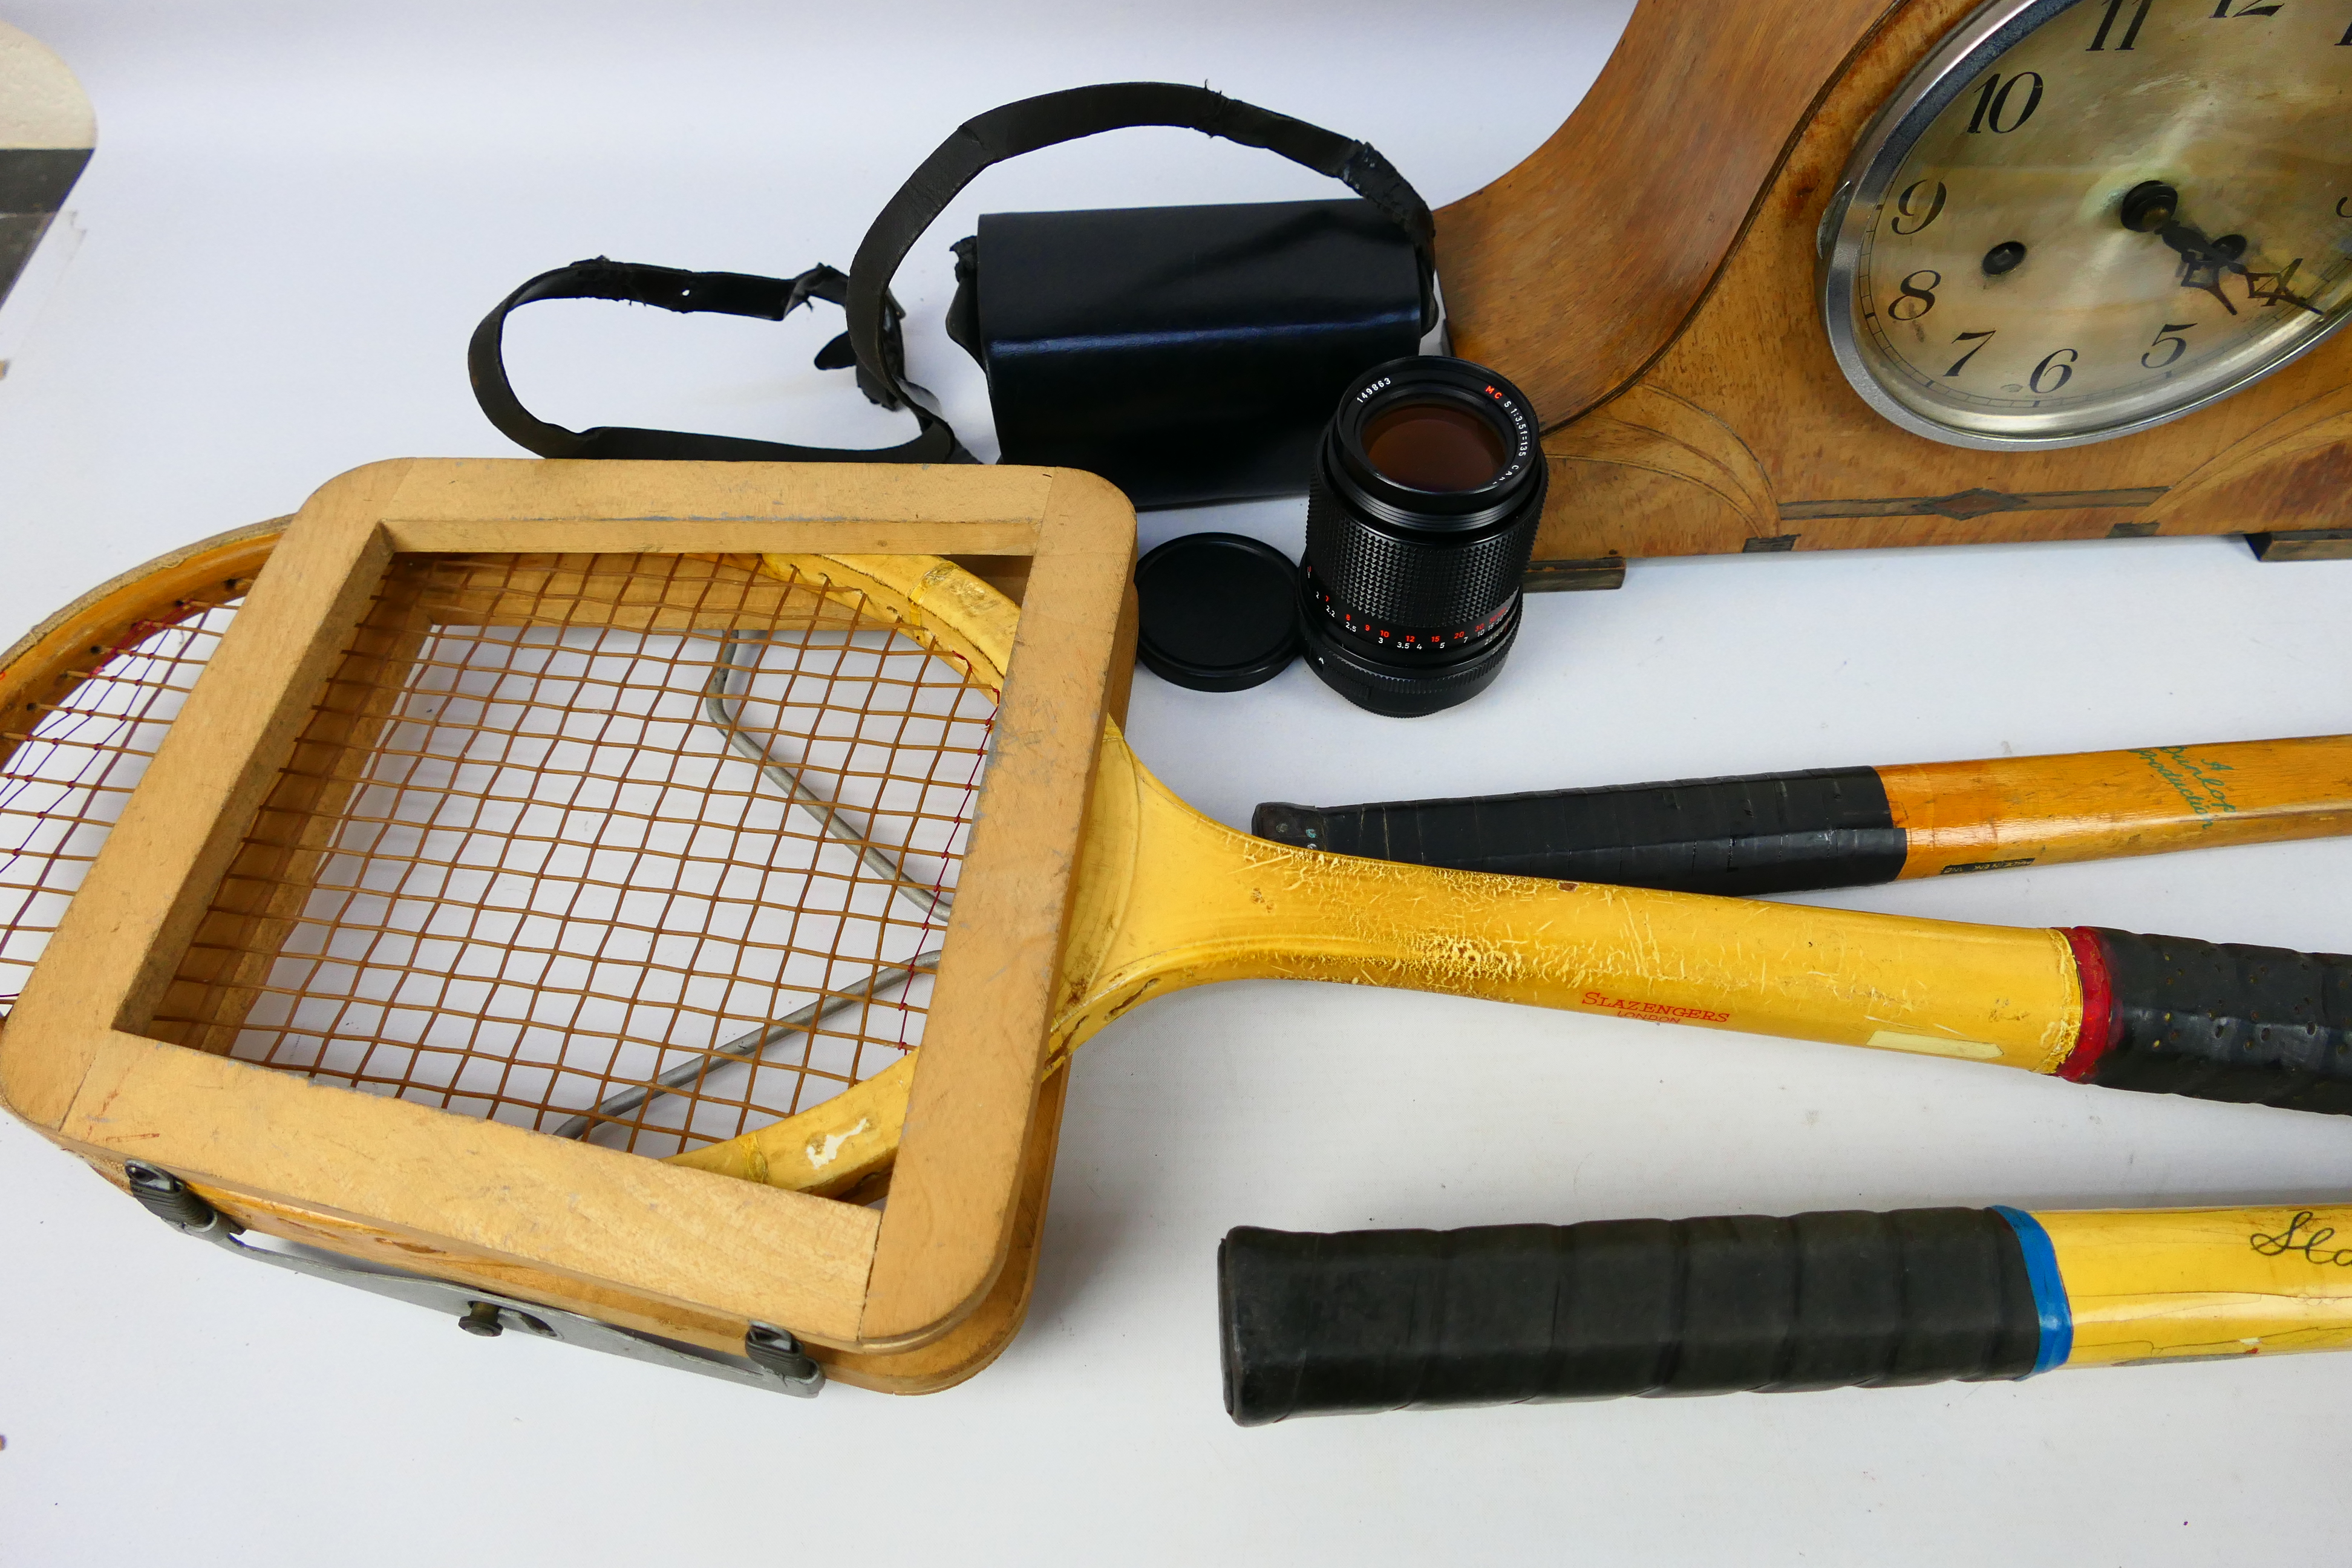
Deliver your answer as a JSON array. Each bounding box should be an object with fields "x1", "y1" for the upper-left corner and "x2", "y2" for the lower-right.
[
  {"x1": 1252, "y1": 736, "x2": 2352, "y2": 894},
  {"x1": 1253, "y1": 766, "x2": 1901, "y2": 895}
]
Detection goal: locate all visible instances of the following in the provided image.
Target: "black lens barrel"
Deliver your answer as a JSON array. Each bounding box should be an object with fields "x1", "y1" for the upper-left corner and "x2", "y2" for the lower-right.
[
  {"x1": 1304, "y1": 474, "x2": 1536, "y2": 632},
  {"x1": 1298, "y1": 358, "x2": 1547, "y2": 717}
]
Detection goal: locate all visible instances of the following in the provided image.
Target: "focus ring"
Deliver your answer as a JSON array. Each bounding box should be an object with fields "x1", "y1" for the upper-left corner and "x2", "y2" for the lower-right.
[{"x1": 1306, "y1": 468, "x2": 1536, "y2": 632}]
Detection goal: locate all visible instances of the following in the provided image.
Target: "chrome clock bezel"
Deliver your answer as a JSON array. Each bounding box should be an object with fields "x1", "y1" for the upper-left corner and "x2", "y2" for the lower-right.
[{"x1": 1817, "y1": 0, "x2": 2352, "y2": 452}]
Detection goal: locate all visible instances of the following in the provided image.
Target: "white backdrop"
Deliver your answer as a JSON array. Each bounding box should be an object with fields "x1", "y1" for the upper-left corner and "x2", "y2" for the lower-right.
[{"x1": 3, "y1": 4, "x2": 2350, "y2": 1564}]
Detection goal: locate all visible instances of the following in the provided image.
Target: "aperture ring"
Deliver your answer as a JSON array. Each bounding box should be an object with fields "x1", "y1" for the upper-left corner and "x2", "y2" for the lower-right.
[{"x1": 1302, "y1": 564, "x2": 1517, "y2": 656}]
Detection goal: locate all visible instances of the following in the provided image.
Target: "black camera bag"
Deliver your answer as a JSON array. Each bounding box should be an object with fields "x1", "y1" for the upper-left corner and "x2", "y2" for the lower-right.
[{"x1": 469, "y1": 83, "x2": 1440, "y2": 508}]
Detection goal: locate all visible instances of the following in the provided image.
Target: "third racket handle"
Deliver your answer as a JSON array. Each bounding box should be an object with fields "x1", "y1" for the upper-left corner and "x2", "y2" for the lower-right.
[
  {"x1": 1219, "y1": 1210, "x2": 2044, "y2": 1425},
  {"x1": 2066, "y1": 929, "x2": 2352, "y2": 1113},
  {"x1": 1251, "y1": 766, "x2": 1905, "y2": 897}
]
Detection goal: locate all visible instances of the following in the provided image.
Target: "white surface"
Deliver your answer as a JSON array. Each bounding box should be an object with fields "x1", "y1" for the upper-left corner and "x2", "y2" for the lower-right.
[{"x1": 3, "y1": 4, "x2": 2350, "y2": 1564}]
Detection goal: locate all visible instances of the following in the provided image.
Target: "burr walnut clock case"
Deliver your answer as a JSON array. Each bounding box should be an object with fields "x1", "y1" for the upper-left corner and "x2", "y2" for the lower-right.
[{"x1": 1440, "y1": 0, "x2": 2352, "y2": 572}]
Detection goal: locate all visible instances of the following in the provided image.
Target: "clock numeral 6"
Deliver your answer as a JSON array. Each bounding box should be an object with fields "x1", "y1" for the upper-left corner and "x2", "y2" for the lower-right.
[
  {"x1": 2030, "y1": 348, "x2": 2079, "y2": 394},
  {"x1": 1888, "y1": 270, "x2": 1941, "y2": 322},
  {"x1": 1890, "y1": 180, "x2": 1947, "y2": 236},
  {"x1": 2143, "y1": 322, "x2": 2197, "y2": 370},
  {"x1": 1966, "y1": 71, "x2": 2043, "y2": 134}
]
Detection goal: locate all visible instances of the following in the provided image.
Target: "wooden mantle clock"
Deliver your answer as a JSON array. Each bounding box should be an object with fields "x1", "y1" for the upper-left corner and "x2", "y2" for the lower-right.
[{"x1": 1439, "y1": 0, "x2": 2352, "y2": 580}]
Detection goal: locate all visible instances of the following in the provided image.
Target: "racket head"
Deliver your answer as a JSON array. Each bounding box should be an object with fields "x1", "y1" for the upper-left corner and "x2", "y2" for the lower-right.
[
  {"x1": 0, "y1": 459, "x2": 1136, "y2": 1367},
  {"x1": 0, "y1": 521, "x2": 283, "y2": 1016}
]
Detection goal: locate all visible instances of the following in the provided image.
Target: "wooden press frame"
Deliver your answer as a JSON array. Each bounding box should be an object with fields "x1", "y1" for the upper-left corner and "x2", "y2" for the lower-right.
[{"x1": 0, "y1": 457, "x2": 1138, "y2": 1390}]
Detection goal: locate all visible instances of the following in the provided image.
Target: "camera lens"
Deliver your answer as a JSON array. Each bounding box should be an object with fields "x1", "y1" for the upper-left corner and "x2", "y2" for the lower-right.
[{"x1": 1298, "y1": 357, "x2": 1547, "y2": 717}]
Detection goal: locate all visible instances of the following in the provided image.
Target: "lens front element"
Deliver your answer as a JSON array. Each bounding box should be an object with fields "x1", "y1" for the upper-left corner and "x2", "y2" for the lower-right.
[{"x1": 1362, "y1": 402, "x2": 1509, "y2": 492}]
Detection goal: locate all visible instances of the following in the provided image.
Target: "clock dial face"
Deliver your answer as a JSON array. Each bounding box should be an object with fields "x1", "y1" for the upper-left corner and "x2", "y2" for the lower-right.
[{"x1": 1823, "y1": 0, "x2": 2352, "y2": 449}]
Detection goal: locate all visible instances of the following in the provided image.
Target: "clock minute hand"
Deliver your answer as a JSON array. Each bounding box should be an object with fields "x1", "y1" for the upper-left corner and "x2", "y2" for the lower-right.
[
  {"x1": 2118, "y1": 180, "x2": 2325, "y2": 318},
  {"x1": 2178, "y1": 228, "x2": 2328, "y2": 319},
  {"x1": 2120, "y1": 180, "x2": 2247, "y2": 315}
]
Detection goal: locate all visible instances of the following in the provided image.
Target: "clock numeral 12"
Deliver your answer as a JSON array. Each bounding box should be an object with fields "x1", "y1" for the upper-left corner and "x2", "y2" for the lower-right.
[{"x1": 2088, "y1": 0, "x2": 2152, "y2": 48}]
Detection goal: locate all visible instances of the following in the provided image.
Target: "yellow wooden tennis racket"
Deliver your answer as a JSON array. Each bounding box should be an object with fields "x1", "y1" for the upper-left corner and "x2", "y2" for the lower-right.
[
  {"x1": 7, "y1": 460, "x2": 2348, "y2": 1378},
  {"x1": 692, "y1": 601, "x2": 2352, "y2": 1203}
]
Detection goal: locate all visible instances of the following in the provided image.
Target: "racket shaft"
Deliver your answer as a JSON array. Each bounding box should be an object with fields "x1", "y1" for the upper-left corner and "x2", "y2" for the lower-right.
[
  {"x1": 715, "y1": 920, "x2": 2352, "y2": 1200},
  {"x1": 716, "y1": 745, "x2": 2352, "y2": 1195},
  {"x1": 1251, "y1": 735, "x2": 2352, "y2": 893},
  {"x1": 1220, "y1": 1203, "x2": 2352, "y2": 1422},
  {"x1": 1086, "y1": 763, "x2": 2352, "y2": 1111}
]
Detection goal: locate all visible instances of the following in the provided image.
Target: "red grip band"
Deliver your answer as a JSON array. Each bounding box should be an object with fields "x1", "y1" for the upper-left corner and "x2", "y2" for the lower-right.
[{"x1": 2056, "y1": 927, "x2": 2121, "y2": 1082}]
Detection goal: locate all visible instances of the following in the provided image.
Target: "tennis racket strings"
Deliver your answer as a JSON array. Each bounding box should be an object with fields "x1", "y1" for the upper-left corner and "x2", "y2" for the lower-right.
[
  {"x1": 0, "y1": 573, "x2": 250, "y2": 1010},
  {"x1": 147, "y1": 552, "x2": 998, "y2": 1161}
]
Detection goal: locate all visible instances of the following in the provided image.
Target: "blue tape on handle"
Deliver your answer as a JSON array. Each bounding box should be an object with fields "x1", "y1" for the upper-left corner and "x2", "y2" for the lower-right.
[{"x1": 1991, "y1": 1206, "x2": 2073, "y2": 1376}]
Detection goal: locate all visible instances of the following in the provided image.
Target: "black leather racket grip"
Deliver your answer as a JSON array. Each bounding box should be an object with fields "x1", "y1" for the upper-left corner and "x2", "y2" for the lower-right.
[
  {"x1": 1219, "y1": 1210, "x2": 2040, "y2": 1424},
  {"x1": 2073, "y1": 929, "x2": 2352, "y2": 1112},
  {"x1": 1252, "y1": 766, "x2": 1905, "y2": 897}
]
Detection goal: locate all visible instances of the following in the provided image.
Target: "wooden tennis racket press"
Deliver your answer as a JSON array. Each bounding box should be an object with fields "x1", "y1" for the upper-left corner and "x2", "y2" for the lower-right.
[
  {"x1": 0, "y1": 459, "x2": 1138, "y2": 1396},
  {"x1": 1440, "y1": 0, "x2": 2352, "y2": 577}
]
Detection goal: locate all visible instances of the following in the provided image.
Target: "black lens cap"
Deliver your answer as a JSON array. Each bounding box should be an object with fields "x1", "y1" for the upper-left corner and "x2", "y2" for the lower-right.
[{"x1": 1134, "y1": 532, "x2": 1302, "y2": 693}]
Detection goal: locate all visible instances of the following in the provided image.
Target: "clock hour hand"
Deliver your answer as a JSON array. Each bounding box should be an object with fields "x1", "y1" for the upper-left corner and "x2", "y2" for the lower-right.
[
  {"x1": 2120, "y1": 181, "x2": 2246, "y2": 313},
  {"x1": 2118, "y1": 180, "x2": 2324, "y2": 318},
  {"x1": 2158, "y1": 223, "x2": 2246, "y2": 316}
]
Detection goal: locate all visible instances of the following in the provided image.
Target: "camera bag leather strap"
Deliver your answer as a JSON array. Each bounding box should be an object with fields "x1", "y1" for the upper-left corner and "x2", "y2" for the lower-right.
[
  {"x1": 844, "y1": 82, "x2": 1441, "y2": 463},
  {"x1": 466, "y1": 258, "x2": 921, "y2": 461},
  {"x1": 469, "y1": 82, "x2": 1437, "y2": 465}
]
